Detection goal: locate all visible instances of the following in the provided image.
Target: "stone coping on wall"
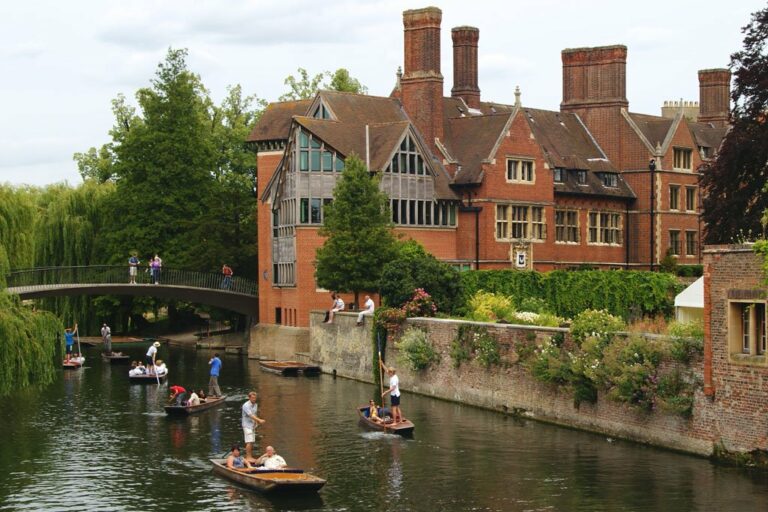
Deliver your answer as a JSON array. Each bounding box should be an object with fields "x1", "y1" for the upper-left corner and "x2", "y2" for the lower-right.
[{"x1": 703, "y1": 244, "x2": 756, "y2": 254}]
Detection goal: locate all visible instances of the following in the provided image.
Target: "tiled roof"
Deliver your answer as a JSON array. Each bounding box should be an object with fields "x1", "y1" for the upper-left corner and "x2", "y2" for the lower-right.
[
  {"x1": 688, "y1": 122, "x2": 728, "y2": 150},
  {"x1": 626, "y1": 112, "x2": 674, "y2": 147},
  {"x1": 246, "y1": 100, "x2": 311, "y2": 142},
  {"x1": 444, "y1": 113, "x2": 512, "y2": 185},
  {"x1": 554, "y1": 168, "x2": 636, "y2": 200}
]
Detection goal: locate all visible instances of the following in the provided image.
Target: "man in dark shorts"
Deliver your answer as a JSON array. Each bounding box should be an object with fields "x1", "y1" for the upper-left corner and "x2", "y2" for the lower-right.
[{"x1": 380, "y1": 363, "x2": 403, "y2": 424}]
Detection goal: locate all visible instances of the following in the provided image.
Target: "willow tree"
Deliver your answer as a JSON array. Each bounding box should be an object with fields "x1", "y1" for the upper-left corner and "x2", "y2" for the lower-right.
[
  {"x1": 314, "y1": 155, "x2": 397, "y2": 307},
  {"x1": 0, "y1": 185, "x2": 37, "y2": 271}
]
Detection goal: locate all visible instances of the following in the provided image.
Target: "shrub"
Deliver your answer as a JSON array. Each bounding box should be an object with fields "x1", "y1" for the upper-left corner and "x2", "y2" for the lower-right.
[
  {"x1": 375, "y1": 307, "x2": 406, "y2": 335},
  {"x1": 508, "y1": 311, "x2": 565, "y2": 327},
  {"x1": 668, "y1": 320, "x2": 704, "y2": 363},
  {"x1": 401, "y1": 288, "x2": 438, "y2": 318},
  {"x1": 517, "y1": 297, "x2": 550, "y2": 314},
  {"x1": 395, "y1": 327, "x2": 439, "y2": 371},
  {"x1": 570, "y1": 309, "x2": 624, "y2": 347},
  {"x1": 474, "y1": 331, "x2": 501, "y2": 368},
  {"x1": 659, "y1": 248, "x2": 678, "y2": 274},
  {"x1": 467, "y1": 291, "x2": 515, "y2": 322},
  {"x1": 528, "y1": 338, "x2": 573, "y2": 385},
  {"x1": 451, "y1": 323, "x2": 502, "y2": 368},
  {"x1": 656, "y1": 370, "x2": 696, "y2": 418},
  {"x1": 676, "y1": 265, "x2": 703, "y2": 277},
  {"x1": 600, "y1": 336, "x2": 665, "y2": 411}
]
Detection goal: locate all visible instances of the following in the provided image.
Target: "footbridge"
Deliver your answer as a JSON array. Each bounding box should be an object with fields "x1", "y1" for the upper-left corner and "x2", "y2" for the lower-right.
[{"x1": 5, "y1": 266, "x2": 258, "y2": 315}]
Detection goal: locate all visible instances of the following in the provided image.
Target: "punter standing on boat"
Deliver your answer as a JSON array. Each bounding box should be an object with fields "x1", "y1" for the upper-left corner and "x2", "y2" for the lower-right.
[
  {"x1": 101, "y1": 323, "x2": 112, "y2": 355},
  {"x1": 381, "y1": 364, "x2": 403, "y2": 424},
  {"x1": 208, "y1": 353, "x2": 222, "y2": 397},
  {"x1": 146, "y1": 341, "x2": 160, "y2": 375},
  {"x1": 242, "y1": 392, "x2": 266, "y2": 462},
  {"x1": 64, "y1": 323, "x2": 78, "y2": 362}
]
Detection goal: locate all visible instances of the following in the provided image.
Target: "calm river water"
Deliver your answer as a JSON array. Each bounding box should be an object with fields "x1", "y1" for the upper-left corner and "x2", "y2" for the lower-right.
[{"x1": 1, "y1": 344, "x2": 767, "y2": 512}]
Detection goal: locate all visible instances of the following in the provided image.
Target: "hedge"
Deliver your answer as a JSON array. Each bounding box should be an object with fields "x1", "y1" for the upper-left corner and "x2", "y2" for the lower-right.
[{"x1": 458, "y1": 269, "x2": 679, "y2": 320}]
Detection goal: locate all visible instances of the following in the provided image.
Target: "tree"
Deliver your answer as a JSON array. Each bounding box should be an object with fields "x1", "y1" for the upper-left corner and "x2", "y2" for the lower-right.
[
  {"x1": 279, "y1": 67, "x2": 367, "y2": 101},
  {"x1": 315, "y1": 155, "x2": 397, "y2": 306},
  {"x1": 700, "y1": 6, "x2": 768, "y2": 243},
  {"x1": 380, "y1": 239, "x2": 461, "y2": 313}
]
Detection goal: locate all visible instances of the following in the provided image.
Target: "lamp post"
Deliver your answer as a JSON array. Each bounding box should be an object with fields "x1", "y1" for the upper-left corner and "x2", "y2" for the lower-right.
[{"x1": 649, "y1": 158, "x2": 656, "y2": 271}]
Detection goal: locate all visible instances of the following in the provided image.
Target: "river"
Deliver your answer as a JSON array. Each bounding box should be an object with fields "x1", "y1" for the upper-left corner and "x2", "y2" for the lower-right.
[{"x1": 1, "y1": 344, "x2": 767, "y2": 511}]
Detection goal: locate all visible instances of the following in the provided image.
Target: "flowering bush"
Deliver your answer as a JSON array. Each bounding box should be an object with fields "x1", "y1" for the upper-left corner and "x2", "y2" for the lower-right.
[
  {"x1": 451, "y1": 324, "x2": 501, "y2": 368},
  {"x1": 509, "y1": 311, "x2": 565, "y2": 327},
  {"x1": 401, "y1": 288, "x2": 438, "y2": 318},
  {"x1": 395, "y1": 327, "x2": 439, "y2": 371},
  {"x1": 570, "y1": 309, "x2": 624, "y2": 347},
  {"x1": 375, "y1": 307, "x2": 406, "y2": 336},
  {"x1": 667, "y1": 320, "x2": 704, "y2": 363}
]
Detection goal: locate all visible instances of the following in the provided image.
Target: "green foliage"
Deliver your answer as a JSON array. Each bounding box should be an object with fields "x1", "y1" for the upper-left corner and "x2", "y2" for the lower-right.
[
  {"x1": 507, "y1": 311, "x2": 565, "y2": 328},
  {"x1": 518, "y1": 297, "x2": 550, "y2": 314},
  {"x1": 656, "y1": 370, "x2": 696, "y2": 418},
  {"x1": 401, "y1": 288, "x2": 438, "y2": 317},
  {"x1": 659, "y1": 249, "x2": 678, "y2": 274},
  {"x1": 315, "y1": 155, "x2": 397, "y2": 302},
  {"x1": 467, "y1": 291, "x2": 514, "y2": 322},
  {"x1": 279, "y1": 67, "x2": 368, "y2": 101},
  {"x1": 450, "y1": 324, "x2": 501, "y2": 368},
  {"x1": 676, "y1": 265, "x2": 703, "y2": 277},
  {"x1": 380, "y1": 240, "x2": 461, "y2": 312},
  {"x1": 570, "y1": 309, "x2": 625, "y2": 346},
  {"x1": 395, "y1": 327, "x2": 439, "y2": 371},
  {"x1": 600, "y1": 336, "x2": 665, "y2": 411},
  {"x1": 0, "y1": 292, "x2": 61, "y2": 396},
  {"x1": 459, "y1": 269, "x2": 678, "y2": 320},
  {"x1": 528, "y1": 337, "x2": 574, "y2": 385},
  {"x1": 668, "y1": 320, "x2": 704, "y2": 363}
]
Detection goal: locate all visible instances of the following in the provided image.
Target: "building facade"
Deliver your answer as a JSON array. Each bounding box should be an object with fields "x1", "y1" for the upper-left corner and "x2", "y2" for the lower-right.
[{"x1": 248, "y1": 6, "x2": 729, "y2": 331}]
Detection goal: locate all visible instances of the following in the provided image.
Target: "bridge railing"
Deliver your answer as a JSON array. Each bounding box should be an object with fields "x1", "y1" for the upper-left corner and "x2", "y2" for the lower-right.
[{"x1": 5, "y1": 265, "x2": 258, "y2": 296}]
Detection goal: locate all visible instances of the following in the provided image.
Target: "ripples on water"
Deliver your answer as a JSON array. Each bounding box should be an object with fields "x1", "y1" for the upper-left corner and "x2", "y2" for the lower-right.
[{"x1": 1, "y1": 347, "x2": 768, "y2": 511}]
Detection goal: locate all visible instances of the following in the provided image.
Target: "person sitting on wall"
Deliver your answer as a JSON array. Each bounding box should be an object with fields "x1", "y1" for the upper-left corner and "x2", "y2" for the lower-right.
[
  {"x1": 357, "y1": 295, "x2": 375, "y2": 326},
  {"x1": 325, "y1": 292, "x2": 344, "y2": 324}
]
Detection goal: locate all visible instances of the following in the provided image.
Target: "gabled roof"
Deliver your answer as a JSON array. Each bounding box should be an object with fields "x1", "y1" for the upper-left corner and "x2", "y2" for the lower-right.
[
  {"x1": 689, "y1": 123, "x2": 728, "y2": 150},
  {"x1": 626, "y1": 112, "x2": 675, "y2": 148},
  {"x1": 444, "y1": 113, "x2": 513, "y2": 185},
  {"x1": 247, "y1": 100, "x2": 312, "y2": 142},
  {"x1": 522, "y1": 108, "x2": 614, "y2": 172}
]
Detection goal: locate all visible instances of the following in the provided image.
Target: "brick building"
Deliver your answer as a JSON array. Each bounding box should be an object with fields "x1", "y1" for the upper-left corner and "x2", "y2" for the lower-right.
[{"x1": 248, "y1": 6, "x2": 729, "y2": 335}]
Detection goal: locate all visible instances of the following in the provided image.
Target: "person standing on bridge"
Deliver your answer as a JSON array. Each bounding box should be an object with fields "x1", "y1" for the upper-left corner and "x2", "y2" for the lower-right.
[
  {"x1": 128, "y1": 254, "x2": 140, "y2": 284},
  {"x1": 208, "y1": 353, "x2": 222, "y2": 397},
  {"x1": 152, "y1": 255, "x2": 162, "y2": 285},
  {"x1": 101, "y1": 323, "x2": 112, "y2": 355},
  {"x1": 221, "y1": 264, "x2": 233, "y2": 290}
]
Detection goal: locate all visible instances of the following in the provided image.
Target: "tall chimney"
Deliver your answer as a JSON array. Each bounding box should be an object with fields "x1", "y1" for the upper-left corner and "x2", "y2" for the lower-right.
[
  {"x1": 451, "y1": 26, "x2": 480, "y2": 109},
  {"x1": 698, "y1": 68, "x2": 730, "y2": 127},
  {"x1": 401, "y1": 7, "x2": 444, "y2": 153},
  {"x1": 560, "y1": 45, "x2": 628, "y2": 111},
  {"x1": 560, "y1": 45, "x2": 628, "y2": 163}
]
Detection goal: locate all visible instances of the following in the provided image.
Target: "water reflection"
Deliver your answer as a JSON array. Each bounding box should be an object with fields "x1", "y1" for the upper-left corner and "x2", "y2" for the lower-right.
[{"x1": 0, "y1": 344, "x2": 767, "y2": 512}]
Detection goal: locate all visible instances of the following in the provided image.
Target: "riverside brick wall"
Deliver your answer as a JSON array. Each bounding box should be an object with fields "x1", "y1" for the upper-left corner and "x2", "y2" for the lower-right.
[{"x1": 309, "y1": 312, "x2": 713, "y2": 457}]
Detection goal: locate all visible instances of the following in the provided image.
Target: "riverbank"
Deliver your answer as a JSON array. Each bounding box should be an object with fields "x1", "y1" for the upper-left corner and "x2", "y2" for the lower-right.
[{"x1": 302, "y1": 310, "x2": 766, "y2": 467}]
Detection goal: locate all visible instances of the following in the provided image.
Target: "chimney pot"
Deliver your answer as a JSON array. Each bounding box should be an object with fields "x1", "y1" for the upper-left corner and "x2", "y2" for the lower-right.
[{"x1": 451, "y1": 25, "x2": 480, "y2": 108}]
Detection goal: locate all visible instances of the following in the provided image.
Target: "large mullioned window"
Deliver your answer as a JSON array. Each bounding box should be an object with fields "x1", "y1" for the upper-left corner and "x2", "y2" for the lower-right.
[
  {"x1": 298, "y1": 131, "x2": 344, "y2": 173},
  {"x1": 587, "y1": 211, "x2": 622, "y2": 245},
  {"x1": 495, "y1": 204, "x2": 545, "y2": 241},
  {"x1": 386, "y1": 134, "x2": 425, "y2": 175},
  {"x1": 555, "y1": 209, "x2": 579, "y2": 243}
]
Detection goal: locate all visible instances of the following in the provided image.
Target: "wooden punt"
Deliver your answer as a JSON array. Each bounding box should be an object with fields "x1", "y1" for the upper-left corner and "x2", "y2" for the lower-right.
[
  {"x1": 101, "y1": 352, "x2": 130, "y2": 364},
  {"x1": 259, "y1": 360, "x2": 321, "y2": 376},
  {"x1": 62, "y1": 360, "x2": 83, "y2": 370},
  {"x1": 356, "y1": 405, "x2": 415, "y2": 436},
  {"x1": 129, "y1": 372, "x2": 168, "y2": 384},
  {"x1": 210, "y1": 459, "x2": 326, "y2": 494},
  {"x1": 165, "y1": 395, "x2": 227, "y2": 416}
]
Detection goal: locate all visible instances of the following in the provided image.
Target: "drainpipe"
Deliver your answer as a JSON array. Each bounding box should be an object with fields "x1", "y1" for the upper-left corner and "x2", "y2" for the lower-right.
[
  {"x1": 649, "y1": 158, "x2": 656, "y2": 271},
  {"x1": 625, "y1": 202, "x2": 630, "y2": 269},
  {"x1": 458, "y1": 190, "x2": 482, "y2": 270}
]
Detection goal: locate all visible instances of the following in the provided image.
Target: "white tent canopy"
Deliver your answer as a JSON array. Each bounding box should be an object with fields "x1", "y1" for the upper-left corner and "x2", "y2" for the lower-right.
[{"x1": 675, "y1": 276, "x2": 704, "y2": 323}]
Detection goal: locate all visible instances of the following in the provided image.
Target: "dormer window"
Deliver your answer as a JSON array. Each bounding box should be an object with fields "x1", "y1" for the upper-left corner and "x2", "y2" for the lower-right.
[
  {"x1": 312, "y1": 103, "x2": 332, "y2": 120},
  {"x1": 600, "y1": 173, "x2": 618, "y2": 188},
  {"x1": 553, "y1": 168, "x2": 564, "y2": 183},
  {"x1": 576, "y1": 170, "x2": 587, "y2": 185},
  {"x1": 386, "y1": 133, "x2": 425, "y2": 174}
]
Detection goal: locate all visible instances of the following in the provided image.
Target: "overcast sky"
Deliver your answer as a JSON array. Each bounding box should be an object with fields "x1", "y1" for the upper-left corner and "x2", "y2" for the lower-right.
[{"x1": 1, "y1": 0, "x2": 763, "y2": 186}]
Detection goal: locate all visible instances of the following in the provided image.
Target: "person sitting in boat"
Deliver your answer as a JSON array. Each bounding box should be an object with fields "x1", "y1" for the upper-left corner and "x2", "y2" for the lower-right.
[
  {"x1": 154, "y1": 360, "x2": 168, "y2": 376},
  {"x1": 70, "y1": 353, "x2": 85, "y2": 365},
  {"x1": 187, "y1": 389, "x2": 200, "y2": 407},
  {"x1": 198, "y1": 389, "x2": 207, "y2": 402},
  {"x1": 254, "y1": 446, "x2": 287, "y2": 470},
  {"x1": 226, "y1": 445, "x2": 253, "y2": 472},
  {"x1": 129, "y1": 362, "x2": 147, "y2": 376},
  {"x1": 367, "y1": 400, "x2": 384, "y2": 424},
  {"x1": 168, "y1": 385, "x2": 187, "y2": 406}
]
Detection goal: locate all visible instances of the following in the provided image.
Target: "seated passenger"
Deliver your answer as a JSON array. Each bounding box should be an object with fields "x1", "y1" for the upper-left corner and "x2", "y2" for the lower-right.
[
  {"x1": 154, "y1": 360, "x2": 168, "y2": 376},
  {"x1": 255, "y1": 445, "x2": 287, "y2": 470},
  {"x1": 226, "y1": 445, "x2": 253, "y2": 472},
  {"x1": 368, "y1": 400, "x2": 384, "y2": 424},
  {"x1": 198, "y1": 389, "x2": 207, "y2": 402},
  {"x1": 187, "y1": 389, "x2": 200, "y2": 406}
]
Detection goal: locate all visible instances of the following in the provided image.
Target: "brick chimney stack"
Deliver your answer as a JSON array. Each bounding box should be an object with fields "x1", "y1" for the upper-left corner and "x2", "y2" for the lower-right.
[
  {"x1": 451, "y1": 26, "x2": 480, "y2": 109},
  {"x1": 401, "y1": 7, "x2": 444, "y2": 153},
  {"x1": 698, "y1": 68, "x2": 731, "y2": 127},
  {"x1": 560, "y1": 45, "x2": 628, "y2": 163}
]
